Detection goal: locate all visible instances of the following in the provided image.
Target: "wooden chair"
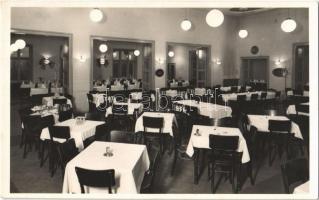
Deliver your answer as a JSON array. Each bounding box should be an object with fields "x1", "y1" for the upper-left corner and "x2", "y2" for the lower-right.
[
  {"x1": 142, "y1": 116, "x2": 165, "y2": 153},
  {"x1": 75, "y1": 167, "x2": 116, "y2": 193}
]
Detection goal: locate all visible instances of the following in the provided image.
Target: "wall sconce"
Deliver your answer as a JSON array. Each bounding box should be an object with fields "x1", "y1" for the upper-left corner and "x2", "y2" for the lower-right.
[
  {"x1": 156, "y1": 58, "x2": 165, "y2": 65},
  {"x1": 39, "y1": 55, "x2": 55, "y2": 69},
  {"x1": 79, "y1": 55, "x2": 86, "y2": 63},
  {"x1": 134, "y1": 50, "x2": 140, "y2": 56},
  {"x1": 214, "y1": 59, "x2": 221, "y2": 65},
  {"x1": 168, "y1": 51, "x2": 175, "y2": 58},
  {"x1": 275, "y1": 59, "x2": 281, "y2": 65},
  {"x1": 97, "y1": 55, "x2": 108, "y2": 67}
]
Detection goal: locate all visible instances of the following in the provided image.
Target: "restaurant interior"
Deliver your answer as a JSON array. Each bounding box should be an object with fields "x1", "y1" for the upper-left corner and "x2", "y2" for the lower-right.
[{"x1": 4, "y1": 3, "x2": 317, "y2": 197}]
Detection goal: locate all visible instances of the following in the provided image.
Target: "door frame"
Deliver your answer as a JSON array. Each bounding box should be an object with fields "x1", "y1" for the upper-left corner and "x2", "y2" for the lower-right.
[
  {"x1": 11, "y1": 28, "x2": 73, "y2": 94},
  {"x1": 90, "y1": 35, "x2": 155, "y2": 90},
  {"x1": 166, "y1": 42, "x2": 211, "y2": 87},
  {"x1": 240, "y1": 56, "x2": 269, "y2": 88},
  {"x1": 292, "y1": 42, "x2": 309, "y2": 89}
]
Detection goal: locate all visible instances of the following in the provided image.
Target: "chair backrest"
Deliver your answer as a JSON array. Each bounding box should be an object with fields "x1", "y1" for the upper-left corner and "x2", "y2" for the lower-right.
[
  {"x1": 268, "y1": 120, "x2": 291, "y2": 133},
  {"x1": 48, "y1": 126, "x2": 70, "y2": 140},
  {"x1": 53, "y1": 98, "x2": 67, "y2": 105},
  {"x1": 211, "y1": 117, "x2": 233, "y2": 127},
  {"x1": 112, "y1": 104, "x2": 128, "y2": 115},
  {"x1": 95, "y1": 123, "x2": 109, "y2": 141},
  {"x1": 109, "y1": 130, "x2": 131, "y2": 143},
  {"x1": 237, "y1": 94, "x2": 246, "y2": 102},
  {"x1": 143, "y1": 116, "x2": 164, "y2": 130},
  {"x1": 280, "y1": 158, "x2": 309, "y2": 193},
  {"x1": 85, "y1": 112, "x2": 104, "y2": 121},
  {"x1": 22, "y1": 115, "x2": 42, "y2": 134},
  {"x1": 87, "y1": 93, "x2": 93, "y2": 102},
  {"x1": 295, "y1": 104, "x2": 309, "y2": 114},
  {"x1": 260, "y1": 92, "x2": 267, "y2": 99},
  {"x1": 59, "y1": 109, "x2": 73, "y2": 122},
  {"x1": 184, "y1": 105, "x2": 199, "y2": 117},
  {"x1": 58, "y1": 138, "x2": 78, "y2": 168},
  {"x1": 41, "y1": 115, "x2": 55, "y2": 129},
  {"x1": 231, "y1": 86, "x2": 238, "y2": 93},
  {"x1": 250, "y1": 93, "x2": 259, "y2": 101},
  {"x1": 275, "y1": 91, "x2": 281, "y2": 98},
  {"x1": 75, "y1": 167, "x2": 116, "y2": 193},
  {"x1": 209, "y1": 135, "x2": 239, "y2": 152}
]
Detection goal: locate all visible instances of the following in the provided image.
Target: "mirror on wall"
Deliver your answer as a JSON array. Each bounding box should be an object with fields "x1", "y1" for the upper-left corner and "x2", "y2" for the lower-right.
[
  {"x1": 91, "y1": 37, "x2": 154, "y2": 91},
  {"x1": 166, "y1": 42, "x2": 210, "y2": 88},
  {"x1": 10, "y1": 30, "x2": 71, "y2": 97}
]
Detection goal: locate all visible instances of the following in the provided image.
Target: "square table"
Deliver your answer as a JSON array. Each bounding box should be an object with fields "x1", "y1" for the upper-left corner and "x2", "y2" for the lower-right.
[
  {"x1": 40, "y1": 119, "x2": 105, "y2": 151},
  {"x1": 293, "y1": 181, "x2": 309, "y2": 194},
  {"x1": 42, "y1": 96, "x2": 72, "y2": 107},
  {"x1": 135, "y1": 112, "x2": 177, "y2": 137},
  {"x1": 174, "y1": 100, "x2": 232, "y2": 119},
  {"x1": 130, "y1": 92, "x2": 156, "y2": 102},
  {"x1": 221, "y1": 91, "x2": 276, "y2": 102},
  {"x1": 105, "y1": 102, "x2": 143, "y2": 117},
  {"x1": 92, "y1": 93, "x2": 108, "y2": 108},
  {"x1": 286, "y1": 102, "x2": 309, "y2": 116},
  {"x1": 62, "y1": 141, "x2": 150, "y2": 194},
  {"x1": 93, "y1": 86, "x2": 107, "y2": 92},
  {"x1": 247, "y1": 115, "x2": 303, "y2": 140},
  {"x1": 30, "y1": 88, "x2": 49, "y2": 96},
  {"x1": 51, "y1": 87, "x2": 64, "y2": 94},
  {"x1": 186, "y1": 125, "x2": 250, "y2": 184}
]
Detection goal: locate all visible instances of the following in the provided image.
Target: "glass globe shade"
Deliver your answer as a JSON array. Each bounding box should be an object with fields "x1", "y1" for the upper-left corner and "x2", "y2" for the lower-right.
[
  {"x1": 99, "y1": 44, "x2": 108, "y2": 53},
  {"x1": 206, "y1": 9, "x2": 224, "y2": 27},
  {"x1": 15, "y1": 39, "x2": 26, "y2": 49},
  {"x1": 90, "y1": 8, "x2": 103, "y2": 22},
  {"x1": 238, "y1": 29, "x2": 248, "y2": 38},
  {"x1": 10, "y1": 43, "x2": 19, "y2": 52},
  {"x1": 168, "y1": 51, "x2": 175, "y2": 57},
  {"x1": 180, "y1": 19, "x2": 192, "y2": 31},
  {"x1": 134, "y1": 50, "x2": 140, "y2": 56},
  {"x1": 281, "y1": 18, "x2": 297, "y2": 33}
]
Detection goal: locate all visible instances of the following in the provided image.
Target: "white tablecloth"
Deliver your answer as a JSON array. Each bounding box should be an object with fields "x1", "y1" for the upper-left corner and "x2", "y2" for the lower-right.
[
  {"x1": 186, "y1": 125, "x2": 250, "y2": 163},
  {"x1": 92, "y1": 94, "x2": 107, "y2": 108},
  {"x1": 220, "y1": 86, "x2": 252, "y2": 92},
  {"x1": 293, "y1": 181, "x2": 309, "y2": 194},
  {"x1": 169, "y1": 82, "x2": 178, "y2": 88},
  {"x1": 135, "y1": 112, "x2": 177, "y2": 137},
  {"x1": 51, "y1": 87, "x2": 63, "y2": 94},
  {"x1": 20, "y1": 83, "x2": 35, "y2": 88},
  {"x1": 287, "y1": 91, "x2": 309, "y2": 97},
  {"x1": 62, "y1": 141, "x2": 150, "y2": 194},
  {"x1": 111, "y1": 85, "x2": 124, "y2": 91},
  {"x1": 221, "y1": 91, "x2": 276, "y2": 102},
  {"x1": 128, "y1": 84, "x2": 140, "y2": 90},
  {"x1": 247, "y1": 115, "x2": 303, "y2": 140},
  {"x1": 286, "y1": 102, "x2": 309, "y2": 116},
  {"x1": 130, "y1": 92, "x2": 155, "y2": 102},
  {"x1": 105, "y1": 102, "x2": 143, "y2": 117},
  {"x1": 194, "y1": 88, "x2": 206, "y2": 96},
  {"x1": 93, "y1": 86, "x2": 107, "y2": 92},
  {"x1": 42, "y1": 96, "x2": 72, "y2": 107},
  {"x1": 30, "y1": 88, "x2": 49, "y2": 96},
  {"x1": 174, "y1": 100, "x2": 232, "y2": 119},
  {"x1": 40, "y1": 119, "x2": 105, "y2": 151},
  {"x1": 165, "y1": 89, "x2": 178, "y2": 97}
]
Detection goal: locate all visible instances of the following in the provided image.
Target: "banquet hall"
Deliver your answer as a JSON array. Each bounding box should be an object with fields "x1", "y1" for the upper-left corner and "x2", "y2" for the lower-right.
[{"x1": 4, "y1": 2, "x2": 317, "y2": 198}]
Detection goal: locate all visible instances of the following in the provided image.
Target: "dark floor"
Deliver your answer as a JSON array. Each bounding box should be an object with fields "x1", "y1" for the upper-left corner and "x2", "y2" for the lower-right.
[{"x1": 10, "y1": 98, "x2": 306, "y2": 194}]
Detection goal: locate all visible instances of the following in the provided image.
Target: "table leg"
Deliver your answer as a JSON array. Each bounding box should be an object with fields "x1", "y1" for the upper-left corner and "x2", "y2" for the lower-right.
[{"x1": 193, "y1": 148, "x2": 200, "y2": 184}]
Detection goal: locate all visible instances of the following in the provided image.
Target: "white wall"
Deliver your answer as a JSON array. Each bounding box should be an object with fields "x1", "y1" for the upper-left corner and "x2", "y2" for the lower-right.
[
  {"x1": 11, "y1": 8, "x2": 236, "y2": 112},
  {"x1": 11, "y1": 8, "x2": 308, "y2": 112},
  {"x1": 233, "y1": 8, "x2": 309, "y2": 92}
]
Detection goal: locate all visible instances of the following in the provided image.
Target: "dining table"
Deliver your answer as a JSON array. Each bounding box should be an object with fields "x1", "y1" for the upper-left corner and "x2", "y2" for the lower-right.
[
  {"x1": 186, "y1": 125, "x2": 250, "y2": 184},
  {"x1": 42, "y1": 96, "x2": 72, "y2": 107},
  {"x1": 62, "y1": 141, "x2": 150, "y2": 194},
  {"x1": 286, "y1": 102, "x2": 309, "y2": 116},
  {"x1": 40, "y1": 118, "x2": 105, "y2": 151},
  {"x1": 105, "y1": 102, "x2": 143, "y2": 117}
]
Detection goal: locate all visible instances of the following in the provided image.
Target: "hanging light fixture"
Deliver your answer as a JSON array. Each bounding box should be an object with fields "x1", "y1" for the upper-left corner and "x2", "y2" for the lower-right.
[
  {"x1": 168, "y1": 51, "x2": 175, "y2": 57},
  {"x1": 134, "y1": 50, "x2": 140, "y2": 56},
  {"x1": 206, "y1": 9, "x2": 224, "y2": 27},
  {"x1": 238, "y1": 29, "x2": 248, "y2": 38},
  {"x1": 90, "y1": 8, "x2": 103, "y2": 22},
  {"x1": 181, "y1": 19, "x2": 192, "y2": 31},
  {"x1": 15, "y1": 39, "x2": 26, "y2": 49},
  {"x1": 281, "y1": 9, "x2": 297, "y2": 33},
  {"x1": 99, "y1": 43, "x2": 108, "y2": 53}
]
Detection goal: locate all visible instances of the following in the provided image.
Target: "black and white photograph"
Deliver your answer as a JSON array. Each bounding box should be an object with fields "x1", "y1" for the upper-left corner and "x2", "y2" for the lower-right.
[{"x1": 0, "y1": 0, "x2": 318, "y2": 199}]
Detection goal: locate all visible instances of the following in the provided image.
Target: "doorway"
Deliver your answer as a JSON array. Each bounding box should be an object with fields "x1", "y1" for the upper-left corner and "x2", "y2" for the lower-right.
[
  {"x1": 293, "y1": 43, "x2": 309, "y2": 90},
  {"x1": 240, "y1": 56, "x2": 269, "y2": 87}
]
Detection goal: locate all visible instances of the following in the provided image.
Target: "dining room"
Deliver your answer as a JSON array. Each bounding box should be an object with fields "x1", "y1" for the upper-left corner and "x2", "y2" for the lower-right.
[{"x1": 2, "y1": 1, "x2": 318, "y2": 199}]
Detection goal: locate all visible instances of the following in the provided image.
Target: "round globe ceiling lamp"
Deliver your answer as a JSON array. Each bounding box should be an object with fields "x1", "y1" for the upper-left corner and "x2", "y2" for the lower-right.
[
  {"x1": 180, "y1": 19, "x2": 192, "y2": 31},
  {"x1": 99, "y1": 44, "x2": 108, "y2": 53},
  {"x1": 238, "y1": 29, "x2": 248, "y2": 38},
  {"x1": 134, "y1": 50, "x2": 140, "y2": 56},
  {"x1": 206, "y1": 9, "x2": 224, "y2": 27},
  {"x1": 168, "y1": 51, "x2": 175, "y2": 57},
  {"x1": 15, "y1": 39, "x2": 26, "y2": 49},
  {"x1": 281, "y1": 18, "x2": 297, "y2": 33},
  {"x1": 10, "y1": 43, "x2": 19, "y2": 52},
  {"x1": 90, "y1": 8, "x2": 103, "y2": 23}
]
